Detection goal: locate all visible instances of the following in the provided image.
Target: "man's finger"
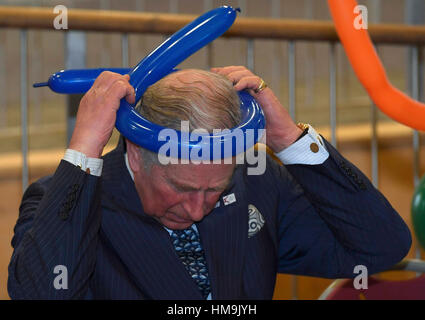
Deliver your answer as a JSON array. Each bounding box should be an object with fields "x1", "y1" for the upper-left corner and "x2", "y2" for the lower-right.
[
  {"x1": 125, "y1": 89, "x2": 136, "y2": 104},
  {"x1": 233, "y1": 76, "x2": 263, "y2": 92},
  {"x1": 92, "y1": 71, "x2": 130, "y2": 93},
  {"x1": 226, "y1": 70, "x2": 254, "y2": 84},
  {"x1": 105, "y1": 80, "x2": 135, "y2": 110},
  {"x1": 211, "y1": 66, "x2": 247, "y2": 75}
]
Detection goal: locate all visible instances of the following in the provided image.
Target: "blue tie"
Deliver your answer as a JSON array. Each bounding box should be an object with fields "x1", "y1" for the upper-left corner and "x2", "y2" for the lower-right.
[{"x1": 170, "y1": 228, "x2": 211, "y2": 299}]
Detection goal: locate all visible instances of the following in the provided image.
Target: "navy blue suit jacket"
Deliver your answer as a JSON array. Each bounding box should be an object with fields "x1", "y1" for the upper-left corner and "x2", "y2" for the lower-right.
[{"x1": 8, "y1": 137, "x2": 411, "y2": 299}]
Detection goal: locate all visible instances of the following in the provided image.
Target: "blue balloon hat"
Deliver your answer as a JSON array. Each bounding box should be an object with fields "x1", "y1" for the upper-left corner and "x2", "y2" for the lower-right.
[{"x1": 34, "y1": 6, "x2": 266, "y2": 160}]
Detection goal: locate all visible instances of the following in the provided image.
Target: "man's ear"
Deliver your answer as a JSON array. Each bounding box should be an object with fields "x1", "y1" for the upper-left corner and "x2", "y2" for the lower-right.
[{"x1": 125, "y1": 139, "x2": 142, "y2": 173}]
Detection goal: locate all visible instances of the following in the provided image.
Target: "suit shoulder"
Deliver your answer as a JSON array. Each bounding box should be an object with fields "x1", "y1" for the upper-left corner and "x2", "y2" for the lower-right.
[
  {"x1": 234, "y1": 153, "x2": 285, "y2": 197},
  {"x1": 241, "y1": 152, "x2": 289, "y2": 182}
]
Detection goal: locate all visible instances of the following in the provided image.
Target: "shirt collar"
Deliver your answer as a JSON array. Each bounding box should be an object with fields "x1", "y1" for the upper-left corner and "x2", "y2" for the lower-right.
[{"x1": 124, "y1": 152, "x2": 135, "y2": 181}]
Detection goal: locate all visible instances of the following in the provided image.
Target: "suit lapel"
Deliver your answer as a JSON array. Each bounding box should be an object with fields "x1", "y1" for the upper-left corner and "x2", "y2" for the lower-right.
[
  {"x1": 100, "y1": 138, "x2": 203, "y2": 299},
  {"x1": 197, "y1": 166, "x2": 248, "y2": 299}
]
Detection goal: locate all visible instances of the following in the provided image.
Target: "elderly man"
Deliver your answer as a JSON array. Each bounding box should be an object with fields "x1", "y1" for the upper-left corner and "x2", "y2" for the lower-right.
[{"x1": 8, "y1": 66, "x2": 411, "y2": 299}]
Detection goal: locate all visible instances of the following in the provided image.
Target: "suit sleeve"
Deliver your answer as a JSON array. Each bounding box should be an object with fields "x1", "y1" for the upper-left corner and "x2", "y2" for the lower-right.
[
  {"x1": 8, "y1": 160, "x2": 101, "y2": 299},
  {"x1": 275, "y1": 139, "x2": 412, "y2": 278}
]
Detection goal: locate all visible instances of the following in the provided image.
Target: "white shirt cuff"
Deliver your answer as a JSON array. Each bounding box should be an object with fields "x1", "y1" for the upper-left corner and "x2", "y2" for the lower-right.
[
  {"x1": 275, "y1": 125, "x2": 329, "y2": 165},
  {"x1": 63, "y1": 149, "x2": 103, "y2": 176}
]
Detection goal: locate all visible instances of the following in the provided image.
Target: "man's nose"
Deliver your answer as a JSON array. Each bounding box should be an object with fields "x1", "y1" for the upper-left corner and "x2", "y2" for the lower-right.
[{"x1": 183, "y1": 191, "x2": 206, "y2": 221}]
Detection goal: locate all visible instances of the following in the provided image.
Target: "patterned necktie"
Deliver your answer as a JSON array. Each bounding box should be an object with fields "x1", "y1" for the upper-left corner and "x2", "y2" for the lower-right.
[{"x1": 170, "y1": 228, "x2": 211, "y2": 299}]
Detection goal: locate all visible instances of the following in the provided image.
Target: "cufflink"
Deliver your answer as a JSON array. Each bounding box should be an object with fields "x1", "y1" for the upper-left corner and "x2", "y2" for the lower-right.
[
  {"x1": 75, "y1": 153, "x2": 88, "y2": 172},
  {"x1": 310, "y1": 143, "x2": 319, "y2": 153},
  {"x1": 297, "y1": 123, "x2": 322, "y2": 153}
]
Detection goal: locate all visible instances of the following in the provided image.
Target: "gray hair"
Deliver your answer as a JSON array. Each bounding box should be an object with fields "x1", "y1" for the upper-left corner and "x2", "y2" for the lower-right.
[{"x1": 134, "y1": 69, "x2": 241, "y2": 171}]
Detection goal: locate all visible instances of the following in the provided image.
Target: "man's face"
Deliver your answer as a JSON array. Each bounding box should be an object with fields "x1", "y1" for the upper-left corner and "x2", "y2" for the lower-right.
[{"x1": 132, "y1": 159, "x2": 235, "y2": 230}]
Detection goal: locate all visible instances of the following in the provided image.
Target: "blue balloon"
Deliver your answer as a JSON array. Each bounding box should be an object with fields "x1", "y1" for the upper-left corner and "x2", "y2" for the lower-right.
[
  {"x1": 128, "y1": 6, "x2": 240, "y2": 101},
  {"x1": 33, "y1": 6, "x2": 266, "y2": 160},
  {"x1": 121, "y1": 90, "x2": 265, "y2": 161},
  {"x1": 117, "y1": 6, "x2": 265, "y2": 160},
  {"x1": 33, "y1": 68, "x2": 177, "y2": 94},
  {"x1": 33, "y1": 68, "x2": 131, "y2": 94}
]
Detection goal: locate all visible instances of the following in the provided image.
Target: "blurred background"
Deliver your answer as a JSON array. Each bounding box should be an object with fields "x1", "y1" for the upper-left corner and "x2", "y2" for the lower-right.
[{"x1": 0, "y1": 0, "x2": 424, "y2": 300}]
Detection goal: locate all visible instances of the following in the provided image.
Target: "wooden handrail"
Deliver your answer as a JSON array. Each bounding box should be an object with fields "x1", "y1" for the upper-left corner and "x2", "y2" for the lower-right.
[{"x1": 1, "y1": 6, "x2": 425, "y2": 45}]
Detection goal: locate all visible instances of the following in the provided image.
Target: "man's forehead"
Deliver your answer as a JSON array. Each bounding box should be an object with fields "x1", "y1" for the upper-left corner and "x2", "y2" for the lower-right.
[{"x1": 162, "y1": 162, "x2": 235, "y2": 188}]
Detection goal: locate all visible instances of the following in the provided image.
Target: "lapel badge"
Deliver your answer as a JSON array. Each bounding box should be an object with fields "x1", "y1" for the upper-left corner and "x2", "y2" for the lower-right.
[
  {"x1": 248, "y1": 204, "x2": 265, "y2": 238},
  {"x1": 222, "y1": 193, "x2": 236, "y2": 206}
]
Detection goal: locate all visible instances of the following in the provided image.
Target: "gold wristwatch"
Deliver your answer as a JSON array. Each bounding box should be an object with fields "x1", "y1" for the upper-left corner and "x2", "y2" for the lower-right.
[
  {"x1": 296, "y1": 122, "x2": 309, "y2": 131},
  {"x1": 295, "y1": 122, "x2": 309, "y2": 141}
]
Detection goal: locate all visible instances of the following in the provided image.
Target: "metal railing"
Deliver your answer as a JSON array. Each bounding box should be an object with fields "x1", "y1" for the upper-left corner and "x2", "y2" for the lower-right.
[
  {"x1": 2, "y1": 6, "x2": 425, "y2": 43},
  {"x1": 0, "y1": 5, "x2": 424, "y2": 299}
]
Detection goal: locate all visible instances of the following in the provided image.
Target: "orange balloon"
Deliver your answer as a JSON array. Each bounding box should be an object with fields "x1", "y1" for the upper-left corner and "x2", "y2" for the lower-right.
[{"x1": 328, "y1": 0, "x2": 425, "y2": 131}]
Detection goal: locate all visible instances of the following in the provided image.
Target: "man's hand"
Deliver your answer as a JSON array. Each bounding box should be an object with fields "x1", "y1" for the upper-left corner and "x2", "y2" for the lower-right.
[
  {"x1": 69, "y1": 72, "x2": 135, "y2": 158},
  {"x1": 211, "y1": 66, "x2": 302, "y2": 153}
]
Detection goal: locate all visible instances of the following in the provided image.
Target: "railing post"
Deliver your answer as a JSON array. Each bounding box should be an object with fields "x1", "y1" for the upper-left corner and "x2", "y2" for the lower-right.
[
  {"x1": 122, "y1": 33, "x2": 129, "y2": 68},
  {"x1": 370, "y1": 47, "x2": 379, "y2": 189},
  {"x1": 204, "y1": 0, "x2": 213, "y2": 69},
  {"x1": 288, "y1": 41, "x2": 296, "y2": 120},
  {"x1": 405, "y1": 0, "x2": 424, "y2": 262},
  {"x1": 270, "y1": 0, "x2": 281, "y2": 103},
  {"x1": 287, "y1": 39, "x2": 297, "y2": 300},
  {"x1": 20, "y1": 29, "x2": 28, "y2": 192},
  {"x1": 370, "y1": 103, "x2": 379, "y2": 188},
  {"x1": 238, "y1": 0, "x2": 247, "y2": 13},
  {"x1": 368, "y1": 0, "x2": 381, "y2": 190},
  {"x1": 329, "y1": 42, "x2": 337, "y2": 148},
  {"x1": 247, "y1": 39, "x2": 254, "y2": 72},
  {"x1": 65, "y1": 31, "x2": 86, "y2": 145},
  {"x1": 0, "y1": 31, "x2": 4, "y2": 128},
  {"x1": 169, "y1": 0, "x2": 178, "y2": 13},
  {"x1": 411, "y1": 47, "x2": 420, "y2": 188},
  {"x1": 411, "y1": 46, "x2": 422, "y2": 261}
]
